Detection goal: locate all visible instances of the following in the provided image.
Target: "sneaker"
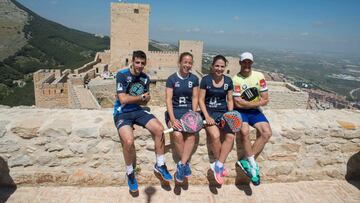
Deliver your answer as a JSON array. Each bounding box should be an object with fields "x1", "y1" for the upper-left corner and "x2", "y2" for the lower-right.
[
  {"x1": 126, "y1": 172, "x2": 138, "y2": 192},
  {"x1": 237, "y1": 159, "x2": 253, "y2": 179},
  {"x1": 210, "y1": 162, "x2": 224, "y2": 185},
  {"x1": 237, "y1": 159, "x2": 261, "y2": 186},
  {"x1": 222, "y1": 166, "x2": 229, "y2": 177},
  {"x1": 175, "y1": 163, "x2": 185, "y2": 183},
  {"x1": 154, "y1": 164, "x2": 173, "y2": 181},
  {"x1": 184, "y1": 162, "x2": 192, "y2": 177},
  {"x1": 249, "y1": 161, "x2": 260, "y2": 186}
]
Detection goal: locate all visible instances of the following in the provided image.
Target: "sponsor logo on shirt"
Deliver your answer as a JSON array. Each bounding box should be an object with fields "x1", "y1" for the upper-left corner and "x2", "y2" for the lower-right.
[
  {"x1": 234, "y1": 85, "x2": 241, "y2": 92},
  {"x1": 260, "y1": 79, "x2": 266, "y2": 88},
  {"x1": 175, "y1": 81, "x2": 180, "y2": 87},
  {"x1": 140, "y1": 77, "x2": 148, "y2": 84},
  {"x1": 126, "y1": 76, "x2": 132, "y2": 83},
  {"x1": 224, "y1": 84, "x2": 228, "y2": 91},
  {"x1": 117, "y1": 83, "x2": 123, "y2": 91},
  {"x1": 242, "y1": 84, "x2": 248, "y2": 90}
]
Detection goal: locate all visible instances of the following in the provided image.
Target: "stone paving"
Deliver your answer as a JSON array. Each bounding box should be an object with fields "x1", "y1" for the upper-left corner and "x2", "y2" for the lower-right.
[{"x1": 1, "y1": 180, "x2": 359, "y2": 203}]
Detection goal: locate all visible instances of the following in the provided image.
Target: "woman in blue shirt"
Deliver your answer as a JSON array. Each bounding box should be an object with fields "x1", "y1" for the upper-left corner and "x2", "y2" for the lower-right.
[
  {"x1": 199, "y1": 55, "x2": 234, "y2": 185},
  {"x1": 165, "y1": 52, "x2": 199, "y2": 183}
]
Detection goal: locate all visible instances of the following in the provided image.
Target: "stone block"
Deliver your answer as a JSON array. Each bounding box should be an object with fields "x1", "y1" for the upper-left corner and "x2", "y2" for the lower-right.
[
  {"x1": 72, "y1": 126, "x2": 99, "y2": 139},
  {"x1": 0, "y1": 140, "x2": 20, "y2": 153},
  {"x1": 8, "y1": 154, "x2": 34, "y2": 167},
  {"x1": 0, "y1": 120, "x2": 10, "y2": 138},
  {"x1": 341, "y1": 143, "x2": 360, "y2": 153},
  {"x1": 10, "y1": 117, "x2": 45, "y2": 139}
]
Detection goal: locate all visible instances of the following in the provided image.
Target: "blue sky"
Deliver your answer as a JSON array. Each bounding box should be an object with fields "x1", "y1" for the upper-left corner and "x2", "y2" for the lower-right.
[{"x1": 18, "y1": 0, "x2": 360, "y2": 55}]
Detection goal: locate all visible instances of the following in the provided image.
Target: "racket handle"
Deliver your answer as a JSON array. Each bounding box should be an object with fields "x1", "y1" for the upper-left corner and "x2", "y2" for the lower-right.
[{"x1": 163, "y1": 128, "x2": 174, "y2": 134}]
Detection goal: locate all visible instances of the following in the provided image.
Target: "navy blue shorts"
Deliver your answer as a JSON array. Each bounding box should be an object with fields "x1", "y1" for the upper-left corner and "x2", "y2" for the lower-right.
[
  {"x1": 201, "y1": 110, "x2": 225, "y2": 123},
  {"x1": 165, "y1": 108, "x2": 191, "y2": 125},
  {"x1": 114, "y1": 109, "x2": 155, "y2": 129},
  {"x1": 235, "y1": 108, "x2": 269, "y2": 126}
]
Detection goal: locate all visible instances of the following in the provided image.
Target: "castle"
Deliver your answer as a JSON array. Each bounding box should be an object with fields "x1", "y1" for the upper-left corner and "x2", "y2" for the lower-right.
[{"x1": 33, "y1": 2, "x2": 308, "y2": 109}]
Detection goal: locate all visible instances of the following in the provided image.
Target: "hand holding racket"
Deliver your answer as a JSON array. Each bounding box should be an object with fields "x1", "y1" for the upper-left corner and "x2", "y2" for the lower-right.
[
  {"x1": 241, "y1": 87, "x2": 259, "y2": 101},
  {"x1": 218, "y1": 110, "x2": 242, "y2": 133},
  {"x1": 203, "y1": 110, "x2": 242, "y2": 133},
  {"x1": 164, "y1": 111, "x2": 204, "y2": 134}
]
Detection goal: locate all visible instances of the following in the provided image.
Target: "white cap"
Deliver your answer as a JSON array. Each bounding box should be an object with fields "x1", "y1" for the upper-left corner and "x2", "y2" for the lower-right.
[{"x1": 240, "y1": 52, "x2": 253, "y2": 62}]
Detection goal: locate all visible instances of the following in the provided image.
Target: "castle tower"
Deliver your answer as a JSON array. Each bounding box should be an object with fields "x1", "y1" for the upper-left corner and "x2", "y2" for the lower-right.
[
  {"x1": 179, "y1": 40, "x2": 203, "y2": 74},
  {"x1": 110, "y1": 3, "x2": 150, "y2": 72}
]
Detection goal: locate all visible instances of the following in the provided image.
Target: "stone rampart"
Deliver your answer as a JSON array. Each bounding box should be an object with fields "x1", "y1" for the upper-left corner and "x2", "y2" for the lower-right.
[{"x1": 0, "y1": 107, "x2": 359, "y2": 186}]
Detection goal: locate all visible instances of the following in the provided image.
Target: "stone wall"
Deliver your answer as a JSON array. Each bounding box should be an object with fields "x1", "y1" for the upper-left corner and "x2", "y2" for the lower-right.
[
  {"x1": 264, "y1": 81, "x2": 309, "y2": 109},
  {"x1": 147, "y1": 51, "x2": 179, "y2": 71},
  {"x1": 148, "y1": 80, "x2": 166, "y2": 106},
  {"x1": 33, "y1": 70, "x2": 70, "y2": 108},
  {"x1": 0, "y1": 107, "x2": 359, "y2": 186}
]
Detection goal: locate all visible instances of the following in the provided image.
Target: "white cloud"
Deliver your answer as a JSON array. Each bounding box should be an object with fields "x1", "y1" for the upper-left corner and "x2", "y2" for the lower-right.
[
  {"x1": 186, "y1": 27, "x2": 201, "y2": 33},
  {"x1": 233, "y1": 16, "x2": 240, "y2": 21}
]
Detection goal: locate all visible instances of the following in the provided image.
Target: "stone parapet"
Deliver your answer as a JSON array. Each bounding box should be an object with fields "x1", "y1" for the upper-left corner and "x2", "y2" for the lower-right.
[{"x1": 0, "y1": 107, "x2": 359, "y2": 186}]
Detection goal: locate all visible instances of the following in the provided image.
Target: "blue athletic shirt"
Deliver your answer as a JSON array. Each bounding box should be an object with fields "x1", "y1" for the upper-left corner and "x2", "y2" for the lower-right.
[
  {"x1": 166, "y1": 72, "x2": 199, "y2": 109},
  {"x1": 113, "y1": 68, "x2": 150, "y2": 116},
  {"x1": 200, "y1": 74, "x2": 233, "y2": 112}
]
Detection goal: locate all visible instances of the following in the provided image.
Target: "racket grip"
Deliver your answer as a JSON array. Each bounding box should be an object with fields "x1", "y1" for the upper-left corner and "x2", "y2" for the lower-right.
[{"x1": 163, "y1": 128, "x2": 174, "y2": 134}]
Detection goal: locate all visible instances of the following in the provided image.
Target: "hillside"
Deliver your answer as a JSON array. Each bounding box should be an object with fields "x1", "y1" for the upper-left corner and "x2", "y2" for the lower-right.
[{"x1": 0, "y1": 0, "x2": 110, "y2": 106}]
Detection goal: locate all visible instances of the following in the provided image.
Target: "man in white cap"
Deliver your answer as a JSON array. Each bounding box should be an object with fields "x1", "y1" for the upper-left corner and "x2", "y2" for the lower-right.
[{"x1": 232, "y1": 52, "x2": 272, "y2": 186}]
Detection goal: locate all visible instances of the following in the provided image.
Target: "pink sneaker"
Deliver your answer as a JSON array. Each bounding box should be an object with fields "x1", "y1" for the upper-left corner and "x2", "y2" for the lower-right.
[
  {"x1": 210, "y1": 163, "x2": 224, "y2": 185},
  {"x1": 222, "y1": 166, "x2": 229, "y2": 177}
]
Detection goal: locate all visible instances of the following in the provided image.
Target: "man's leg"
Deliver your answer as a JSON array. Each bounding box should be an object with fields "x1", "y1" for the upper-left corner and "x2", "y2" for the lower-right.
[
  {"x1": 239, "y1": 123, "x2": 252, "y2": 157},
  {"x1": 252, "y1": 122, "x2": 272, "y2": 157},
  {"x1": 139, "y1": 113, "x2": 172, "y2": 181},
  {"x1": 145, "y1": 118, "x2": 165, "y2": 155},
  {"x1": 118, "y1": 125, "x2": 135, "y2": 166},
  {"x1": 117, "y1": 125, "x2": 138, "y2": 192}
]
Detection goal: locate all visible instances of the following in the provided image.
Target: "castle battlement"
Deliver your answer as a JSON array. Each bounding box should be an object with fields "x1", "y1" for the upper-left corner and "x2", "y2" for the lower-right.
[{"x1": 149, "y1": 51, "x2": 179, "y2": 55}]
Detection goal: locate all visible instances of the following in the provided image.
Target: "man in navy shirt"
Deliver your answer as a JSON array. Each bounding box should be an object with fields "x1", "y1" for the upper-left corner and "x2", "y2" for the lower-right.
[{"x1": 113, "y1": 50, "x2": 172, "y2": 192}]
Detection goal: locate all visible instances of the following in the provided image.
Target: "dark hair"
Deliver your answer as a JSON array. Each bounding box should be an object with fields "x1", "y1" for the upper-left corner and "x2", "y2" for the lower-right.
[
  {"x1": 132, "y1": 50, "x2": 147, "y2": 61},
  {"x1": 178, "y1": 52, "x2": 193, "y2": 63},
  {"x1": 212, "y1": 55, "x2": 228, "y2": 66}
]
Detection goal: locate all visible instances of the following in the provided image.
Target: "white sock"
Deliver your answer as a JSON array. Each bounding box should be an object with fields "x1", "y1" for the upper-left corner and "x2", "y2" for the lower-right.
[
  {"x1": 216, "y1": 161, "x2": 224, "y2": 168},
  {"x1": 156, "y1": 154, "x2": 165, "y2": 167},
  {"x1": 126, "y1": 165, "x2": 134, "y2": 175},
  {"x1": 247, "y1": 155, "x2": 256, "y2": 166}
]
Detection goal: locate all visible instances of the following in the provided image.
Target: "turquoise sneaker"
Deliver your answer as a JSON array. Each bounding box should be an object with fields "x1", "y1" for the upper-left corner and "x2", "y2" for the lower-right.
[
  {"x1": 237, "y1": 159, "x2": 252, "y2": 178},
  {"x1": 237, "y1": 159, "x2": 260, "y2": 185},
  {"x1": 250, "y1": 161, "x2": 260, "y2": 186}
]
